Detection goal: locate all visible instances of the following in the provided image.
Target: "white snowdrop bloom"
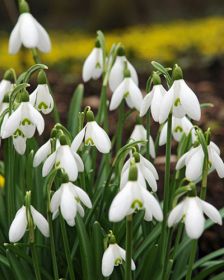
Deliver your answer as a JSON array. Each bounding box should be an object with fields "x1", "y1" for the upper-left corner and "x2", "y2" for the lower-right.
[
  {"x1": 71, "y1": 112, "x2": 111, "y2": 154},
  {"x1": 50, "y1": 182, "x2": 92, "y2": 226},
  {"x1": 102, "y1": 243, "x2": 136, "y2": 277},
  {"x1": 30, "y1": 84, "x2": 54, "y2": 114},
  {"x1": 140, "y1": 84, "x2": 167, "y2": 121},
  {"x1": 0, "y1": 79, "x2": 13, "y2": 105},
  {"x1": 42, "y1": 144, "x2": 84, "y2": 181},
  {"x1": 82, "y1": 43, "x2": 103, "y2": 82},
  {"x1": 12, "y1": 129, "x2": 27, "y2": 155},
  {"x1": 120, "y1": 154, "x2": 159, "y2": 192},
  {"x1": 176, "y1": 141, "x2": 224, "y2": 181},
  {"x1": 9, "y1": 11, "x2": 51, "y2": 54},
  {"x1": 1, "y1": 101, "x2": 44, "y2": 139},
  {"x1": 159, "y1": 79, "x2": 201, "y2": 124},
  {"x1": 9, "y1": 205, "x2": 49, "y2": 242},
  {"x1": 109, "y1": 169, "x2": 163, "y2": 222},
  {"x1": 159, "y1": 116, "x2": 196, "y2": 146},
  {"x1": 109, "y1": 49, "x2": 138, "y2": 92},
  {"x1": 33, "y1": 139, "x2": 60, "y2": 167},
  {"x1": 130, "y1": 124, "x2": 155, "y2": 159},
  {"x1": 109, "y1": 75, "x2": 143, "y2": 112},
  {"x1": 168, "y1": 196, "x2": 222, "y2": 239}
]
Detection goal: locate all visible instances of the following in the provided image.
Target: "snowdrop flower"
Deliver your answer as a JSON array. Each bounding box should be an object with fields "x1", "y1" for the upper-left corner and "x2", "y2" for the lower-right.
[
  {"x1": 120, "y1": 152, "x2": 159, "y2": 192},
  {"x1": 1, "y1": 92, "x2": 44, "y2": 139},
  {"x1": 9, "y1": 204, "x2": 49, "y2": 242},
  {"x1": 102, "y1": 243, "x2": 135, "y2": 277},
  {"x1": 159, "y1": 116, "x2": 196, "y2": 146},
  {"x1": 0, "y1": 70, "x2": 14, "y2": 105},
  {"x1": 109, "y1": 69, "x2": 143, "y2": 112},
  {"x1": 109, "y1": 46, "x2": 138, "y2": 92},
  {"x1": 109, "y1": 165, "x2": 163, "y2": 222},
  {"x1": 42, "y1": 139, "x2": 84, "y2": 181},
  {"x1": 71, "y1": 110, "x2": 111, "y2": 154},
  {"x1": 159, "y1": 65, "x2": 201, "y2": 124},
  {"x1": 12, "y1": 129, "x2": 27, "y2": 155},
  {"x1": 130, "y1": 124, "x2": 155, "y2": 158},
  {"x1": 140, "y1": 73, "x2": 166, "y2": 122},
  {"x1": 30, "y1": 71, "x2": 54, "y2": 114},
  {"x1": 176, "y1": 141, "x2": 224, "y2": 181},
  {"x1": 82, "y1": 40, "x2": 103, "y2": 82},
  {"x1": 168, "y1": 196, "x2": 222, "y2": 239},
  {"x1": 8, "y1": 1, "x2": 51, "y2": 54},
  {"x1": 50, "y1": 182, "x2": 92, "y2": 226}
]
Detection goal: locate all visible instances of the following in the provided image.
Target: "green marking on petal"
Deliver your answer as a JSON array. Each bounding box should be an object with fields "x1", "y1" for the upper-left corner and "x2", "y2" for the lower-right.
[
  {"x1": 95, "y1": 62, "x2": 101, "y2": 69},
  {"x1": 38, "y1": 102, "x2": 48, "y2": 110},
  {"x1": 131, "y1": 199, "x2": 143, "y2": 209},
  {"x1": 174, "y1": 98, "x2": 181, "y2": 107},
  {"x1": 208, "y1": 161, "x2": 212, "y2": 169},
  {"x1": 75, "y1": 197, "x2": 81, "y2": 203},
  {"x1": 124, "y1": 91, "x2": 129, "y2": 98},
  {"x1": 14, "y1": 129, "x2": 25, "y2": 137},
  {"x1": 85, "y1": 138, "x2": 94, "y2": 146},
  {"x1": 55, "y1": 161, "x2": 60, "y2": 168},
  {"x1": 21, "y1": 118, "x2": 32, "y2": 126},
  {"x1": 174, "y1": 126, "x2": 183, "y2": 133},
  {"x1": 114, "y1": 257, "x2": 122, "y2": 266}
]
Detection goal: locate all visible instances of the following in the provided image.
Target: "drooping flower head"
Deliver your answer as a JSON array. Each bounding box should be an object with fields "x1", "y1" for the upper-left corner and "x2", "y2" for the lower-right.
[
  {"x1": 109, "y1": 46, "x2": 138, "y2": 92},
  {"x1": 9, "y1": 0, "x2": 51, "y2": 54},
  {"x1": 0, "y1": 69, "x2": 14, "y2": 105},
  {"x1": 159, "y1": 65, "x2": 201, "y2": 124},
  {"x1": 71, "y1": 109, "x2": 111, "y2": 154},
  {"x1": 82, "y1": 39, "x2": 104, "y2": 82}
]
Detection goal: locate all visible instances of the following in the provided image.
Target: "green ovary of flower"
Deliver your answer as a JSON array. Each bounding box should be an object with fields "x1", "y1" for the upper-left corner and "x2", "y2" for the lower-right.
[{"x1": 131, "y1": 199, "x2": 143, "y2": 209}]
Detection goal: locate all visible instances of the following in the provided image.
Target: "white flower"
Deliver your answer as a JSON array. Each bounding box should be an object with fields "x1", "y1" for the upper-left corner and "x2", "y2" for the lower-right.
[
  {"x1": 120, "y1": 154, "x2": 159, "y2": 192},
  {"x1": 1, "y1": 101, "x2": 44, "y2": 139},
  {"x1": 9, "y1": 205, "x2": 49, "y2": 242},
  {"x1": 109, "y1": 55, "x2": 138, "y2": 92},
  {"x1": 50, "y1": 182, "x2": 92, "y2": 226},
  {"x1": 168, "y1": 196, "x2": 222, "y2": 239},
  {"x1": 176, "y1": 141, "x2": 224, "y2": 181},
  {"x1": 9, "y1": 13, "x2": 51, "y2": 54},
  {"x1": 159, "y1": 79, "x2": 201, "y2": 124},
  {"x1": 159, "y1": 116, "x2": 196, "y2": 146},
  {"x1": 109, "y1": 77, "x2": 143, "y2": 112},
  {"x1": 12, "y1": 129, "x2": 27, "y2": 155},
  {"x1": 30, "y1": 84, "x2": 54, "y2": 114},
  {"x1": 82, "y1": 47, "x2": 103, "y2": 82},
  {"x1": 140, "y1": 84, "x2": 166, "y2": 121},
  {"x1": 42, "y1": 144, "x2": 84, "y2": 181},
  {"x1": 109, "y1": 180, "x2": 163, "y2": 222},
  {"x1": 33, "y1": 139, "x2": 60, "y2": 167},
  {"x1": 130, "y1": 124, "x2": 155, "y2": 159},
  {"x1": 71, "y1": 121, "x2": 111, "y2": 154},
  {"x1": 102, "y1": 243, "x2": 136, "y2": 277},
  {"x1": 0, "y1": 79, "x2": 13, "y2": 105}
]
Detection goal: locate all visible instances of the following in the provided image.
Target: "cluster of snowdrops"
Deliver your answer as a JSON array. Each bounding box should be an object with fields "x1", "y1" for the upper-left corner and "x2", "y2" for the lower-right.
[{"x1": 1, "y1": 1, "x2": 224, "y2": 280}]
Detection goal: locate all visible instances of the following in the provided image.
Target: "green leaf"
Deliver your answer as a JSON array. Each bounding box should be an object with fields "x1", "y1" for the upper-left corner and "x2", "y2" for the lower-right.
[
  {"x1": 192, "y1": 261, "x2": 224, "y2": 280},
  {"x1": 92, "y1": 221, "x2": 104, "y2": 280},
  {"x1": 67, "y1": 84, "x2": 84, "y2": 137}
]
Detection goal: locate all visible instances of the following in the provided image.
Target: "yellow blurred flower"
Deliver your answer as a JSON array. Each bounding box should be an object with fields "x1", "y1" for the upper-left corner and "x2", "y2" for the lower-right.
[{"x1": 0, "y1": 175, "x2": 5, "y2": 188}]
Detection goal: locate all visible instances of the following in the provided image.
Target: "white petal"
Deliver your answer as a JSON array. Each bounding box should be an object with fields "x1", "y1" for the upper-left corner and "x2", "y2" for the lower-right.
[
  {"x1": 82, "y1": 48, "x2": 99, "y2": 82},
  {"x1": 127, "y1": 78, "x2": 143, "y2": 112},
  {"x1": 109, "y1": 182, "x2": 133, "y2": 222},
  {"x1": 9, "y1": 206, "x2": 27, "y2": 242},
  {"x1": 0, "y1": 80, "x2": 12, "y2": 104},
  {"x1": 20, "y1": 13, "x2": 39, "y2": 48},
  {"x1": 119, "y1": 247, "x2": 136, "y2": 271},
  {"x1": 30, "y1": 206, "x2": 49, "y2": 237},
  {"x1": 1, "y1": 105, "x2": 22, "y2": 138},
  {"x1": 109, "y1": 56, "x2": 124, "y2": 92},
  {"x1": 140, "y1": 91, "x2": 153, "y2": 117},
  {"x1": 127, "y1": 60, "x2": 138, "y2": 86},
  {"x1": 77, "y1": 204, "x2": 85, "y2": 217},
  {"x1": 186, "y1": 148, "x2": 204, "y2": 181},
  {"x1": 28, "y1": 103, "x2": 45, "y2": 135},
  {"x1": 159, "y1": 122, "x2": 167, "y2": 146},
  {"x1": 73, "y1": 152, "x2": 84, "y2": 172},
  {"x1": 151, "y1": 85, "x2": 166, "y2": 122},
  {"x1": 199, "y1": 199, "x2": 222, "y2": 225},
  {"x1": 179, "y1": 80, "x2": 201, "y2": 121},
  {"x1": 33, "y1": 140, "x2": 51, "y2": 167},
  {"x1": 141, "y1": 165, "x2": 157, "y2": 192},
  {"x1": 50, "y1": 188, "x2": 62, "y2": 213},
  {"x1": 140, "y1": 155, "x2": 159, "y2": 180},
  {"x1": 34, "y1": 85, "x2": 54, "y2": 114},
  {"x1": 159, "y1": 88, "x2": 174, "y2": 124},
  {"x1": 209, "y1": 149, "x2": 224, "y2": 178},
  {"x1": 33, "y1": 18, "x2": 51, "y2": 53},
  {"x1": 168, "y1": 201, "x2": 185, "y2": 227},
  {"x1": 13, "y1": 135, "x2": 26, "y2": 155},
  {"x1": 8, "y1": 19, "x2": 22, "y2": 54},
  {"x1": 102, "y1": 245, "x2": 115, "y2": 277},
  {"x1": 60, "y1": 183, "x2": 77, "y2": 223},
  {"x1": 71, "y1": 184, "x2": 92, "y2": 208},
  {"x1": 71, "y1": 127, "x2": 86, "y2": 152},
  {"x1": 90, "y1": 122, "x2": 111, "y2": 153},
  {"x1": 185, "y1": 198, "x2": 204, "y2": 239},
  {"x1": 109, "y1": 80, "x2": 126, "y2": 111},
  {"x1": 42, "y1": 151, "x2": 56, "y2": 177},
  {"x1": 130, "y1": 124, "x2": 146, "y2": 141},
  {"x1": 149, "y1": 136, "x2": 156, "y2": 159}
]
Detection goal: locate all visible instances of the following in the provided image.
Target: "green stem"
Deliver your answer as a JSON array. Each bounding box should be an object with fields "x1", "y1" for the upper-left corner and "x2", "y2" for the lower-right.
[
  {"x1": 160, "y1": 113, "x2": 172, "y2": 275},
  {"x1": 60, "y1": 214, "x2": 75, "y2": 279},
  {"x1": 146, "y1": 112, "x2": 151, "y2": 161},
  {"x1": 31, "y1": 244, "x2": 42, "y2": 280},
  {"x1": 185, "y1": 241, "x2": 197, "y2": 280},
  {"x1": 116, "y1": 100, "x2": 125, "y2": 152},
  {"x1": 97, "y1": 78, "x2": 109, "y2": 131},
  {"x1": 125, "y1": 215, "x2": 133, "y2": 280}
]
